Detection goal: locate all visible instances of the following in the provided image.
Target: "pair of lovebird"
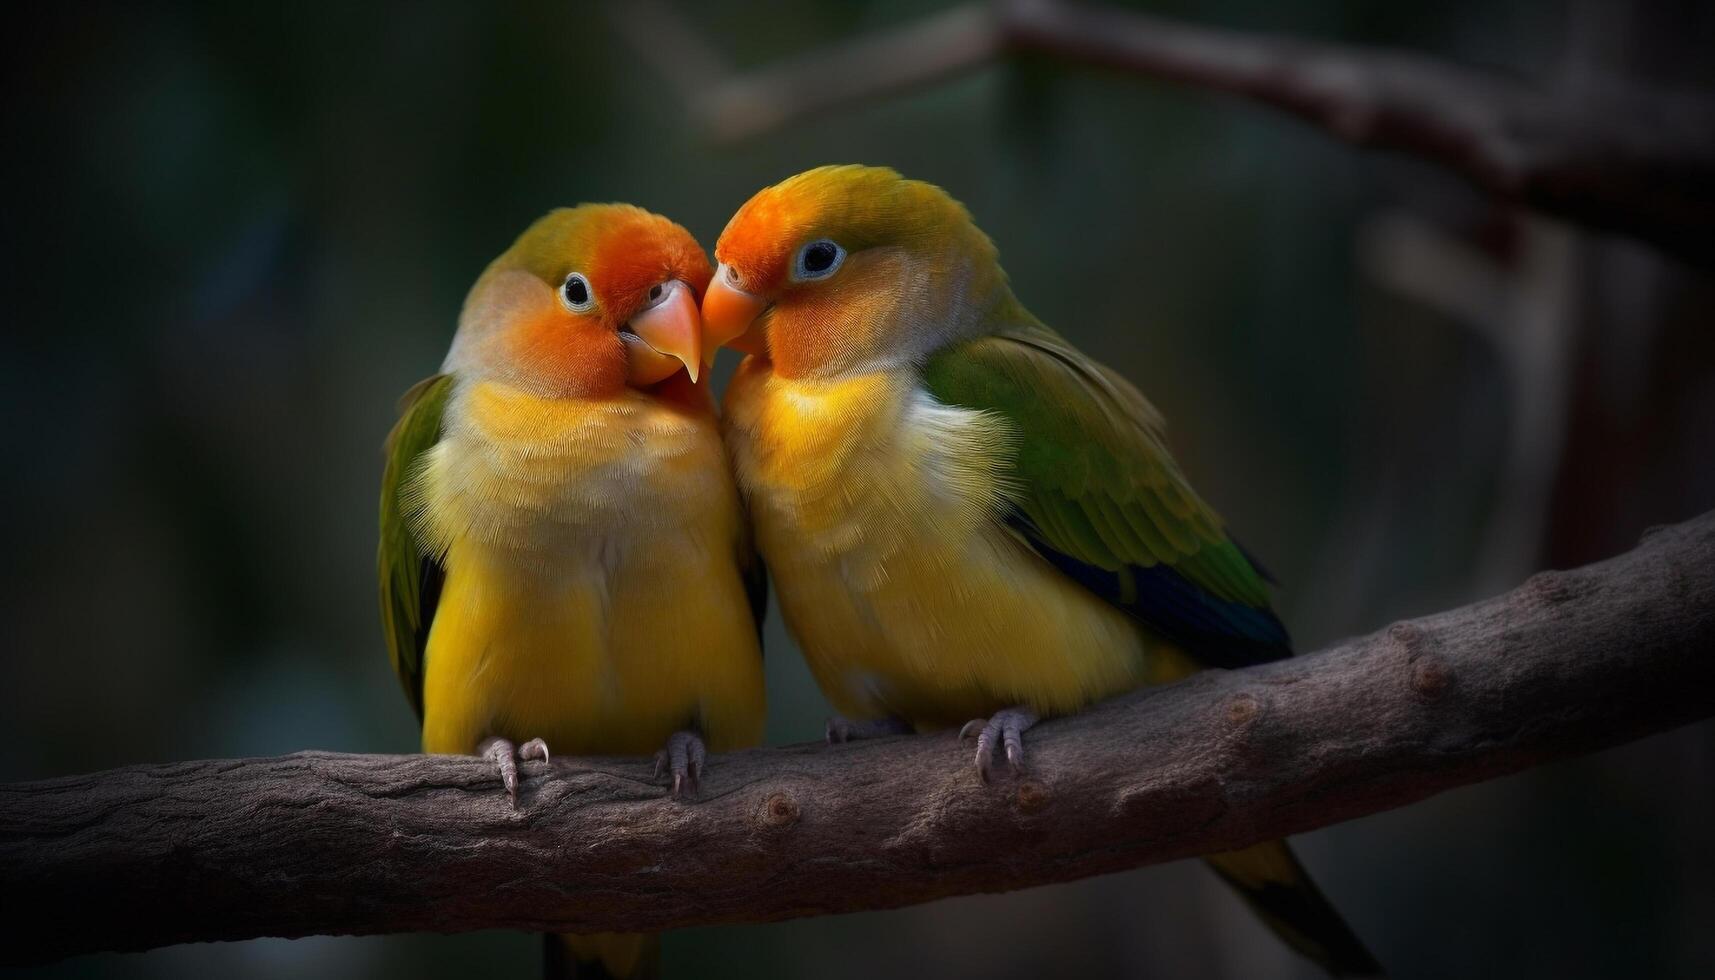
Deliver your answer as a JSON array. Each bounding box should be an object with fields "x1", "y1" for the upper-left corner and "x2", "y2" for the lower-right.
[{"x1": 379, "y1": 165, "x2": 1382, "y2": 978}]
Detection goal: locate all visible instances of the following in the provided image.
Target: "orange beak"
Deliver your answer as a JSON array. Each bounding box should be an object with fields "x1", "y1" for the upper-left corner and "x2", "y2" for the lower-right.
[
  {"x1": 624, "y1": 279, "x2": 702, "y2": 385},
  {"x1": 701, "y1": 264, "x2": 769, "y2": 356}
]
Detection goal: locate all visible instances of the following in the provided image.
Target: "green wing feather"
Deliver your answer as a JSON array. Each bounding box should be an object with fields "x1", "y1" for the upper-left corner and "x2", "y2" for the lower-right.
[
  {"x1": 921, "y1": 320, "x2": 1290, "y2": 667},
  {"x1": 377, "y1": 373, "x2": 453, "y2": 719},
  {"x1": 925, "y1": 321, "x2": 1374, "y2": 974}
]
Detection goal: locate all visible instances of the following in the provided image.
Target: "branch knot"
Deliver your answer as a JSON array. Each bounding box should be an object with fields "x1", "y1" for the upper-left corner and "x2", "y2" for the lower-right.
[{"x1": 757, "y1": 792, "x2": 800, "y2": 830}]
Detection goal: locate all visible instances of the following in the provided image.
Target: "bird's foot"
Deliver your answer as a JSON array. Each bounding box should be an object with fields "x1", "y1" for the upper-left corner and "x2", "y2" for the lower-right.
[
  {"x1": 477, "y1": 736, "x2": 551, "y2": 807},
  {"x1": 825, "y1": 715, "x2": 913, "y2": 744},
  {"x1": 653, "y1": 730, "x2": 707, "y2": 798},
  {"x1": 959, "y1": 707, "x2": 1039, "y2": 782}
]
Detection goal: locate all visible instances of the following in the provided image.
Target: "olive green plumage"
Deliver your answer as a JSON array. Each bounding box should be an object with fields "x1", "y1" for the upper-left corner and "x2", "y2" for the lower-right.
[
  {"x1": 376, "y1": 373, "x2": 452, "y2": 719},
  {"x1": 921, "y1": 318, "x2": 1290, "y2": 667}
]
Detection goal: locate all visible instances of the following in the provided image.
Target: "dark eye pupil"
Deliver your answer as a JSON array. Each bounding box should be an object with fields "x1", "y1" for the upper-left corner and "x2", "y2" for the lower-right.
[
  {"x1": 563, "y1": 276, "x2": 588, "y2": 306},
  {"x1": 649, "y1": 284, "x2": 663, "y2": 301},
  {"x1": 804, "y1": 242, "x2": 837, "y2": 273}
]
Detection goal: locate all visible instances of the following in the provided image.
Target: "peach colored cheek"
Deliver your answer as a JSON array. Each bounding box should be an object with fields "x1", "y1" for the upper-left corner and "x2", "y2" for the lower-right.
[
  {"x1": 507, "y1": 311, "x2": 627, "y2": 398},
  {"x1": 771, "y1": 279, "x2": 894, "y2": 378}
]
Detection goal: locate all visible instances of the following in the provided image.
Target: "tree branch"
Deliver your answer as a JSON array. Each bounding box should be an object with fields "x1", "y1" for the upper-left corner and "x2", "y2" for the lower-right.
[
  {"x1": 4, "y1": 512, "x2": 1713, "y2": 964},
  {"x1": 614, "y1": 0, "x2": 1715, "y2": 262}
]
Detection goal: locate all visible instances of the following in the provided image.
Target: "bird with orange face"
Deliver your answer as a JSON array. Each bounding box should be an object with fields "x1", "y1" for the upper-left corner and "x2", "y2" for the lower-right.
[
  {"x1": 702, "y1": 165, "x2": 1382, "y2": 977},
  {"x1": 378, "y1": 204, "x2": 766, "y2": 979}
]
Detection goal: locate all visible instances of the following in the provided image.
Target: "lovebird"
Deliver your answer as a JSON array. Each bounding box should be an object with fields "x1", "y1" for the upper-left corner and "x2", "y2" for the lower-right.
[
  {"x1": 378, "y1": 204, "x2": 766, "y2": 979},
  {"x1": 700, "y1": 165, "x2": 1382, "y2": 977}
]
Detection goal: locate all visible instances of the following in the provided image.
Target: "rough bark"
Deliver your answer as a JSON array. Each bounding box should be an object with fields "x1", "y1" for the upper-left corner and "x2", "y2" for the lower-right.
[{"x1": 3, "y1": 512, "x2": 1712, "y2": 964}]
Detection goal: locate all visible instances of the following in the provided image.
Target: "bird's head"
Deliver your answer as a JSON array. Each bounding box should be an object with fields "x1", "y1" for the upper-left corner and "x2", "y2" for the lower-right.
[
  {"x1": 447, "y1": 204, "x2": 711, "y2": 398},
  {"x1": 703, "y1": 165, "x2": 1011, "y2": 379}
]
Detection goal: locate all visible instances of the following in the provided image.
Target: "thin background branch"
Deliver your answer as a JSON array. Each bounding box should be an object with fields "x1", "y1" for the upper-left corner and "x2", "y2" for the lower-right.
[{"x1": 610, "y1": 0, "x2": 1715, "y2": 262}]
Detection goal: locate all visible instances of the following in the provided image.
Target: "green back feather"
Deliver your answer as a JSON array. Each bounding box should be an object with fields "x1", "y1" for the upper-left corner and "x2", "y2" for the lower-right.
[
  {"x1": 921, "y1": 319, "x2": 1290, "y2": 665},
  {"x1": 377, "y1": 374, "x2": 453, "y2": 719}
]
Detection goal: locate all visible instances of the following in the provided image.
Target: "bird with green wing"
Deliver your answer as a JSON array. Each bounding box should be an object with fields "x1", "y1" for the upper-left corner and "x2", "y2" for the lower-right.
[
  {"x1": 379, "y1": 204, "x2": 767, "y2": 979},
  {"x1": 701, "y1": 164, "x2": 1383, "y2": 977}
]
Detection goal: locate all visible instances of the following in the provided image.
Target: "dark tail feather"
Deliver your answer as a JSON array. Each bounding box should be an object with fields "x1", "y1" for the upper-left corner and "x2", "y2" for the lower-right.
[
  {"x1": 1205, "y1": 841, "x2": 1384, "y2": 978},
  {"x1": 543, "y1": 933, "x2": 661, "y2": 980}
]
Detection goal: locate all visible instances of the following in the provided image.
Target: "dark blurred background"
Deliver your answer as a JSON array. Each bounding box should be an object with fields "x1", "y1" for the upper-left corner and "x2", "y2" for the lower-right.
[{"x1": 3, "y1": 1, "x2": 1712, "y2": 978}]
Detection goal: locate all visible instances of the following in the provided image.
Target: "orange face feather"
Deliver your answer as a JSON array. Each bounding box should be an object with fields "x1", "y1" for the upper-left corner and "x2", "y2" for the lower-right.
[
  {"x1": 454, "y1": 204, "x2": 713, "y2": 399},
  {"x1": 708, "y1": 165, "x2": 1009, "y2": 380},
  {"x1": 580, "y1": 210, "x2": 713, "y2": 319},
  {"x1": 503, "y1": 304, "x2": 629, "y2": 400}
]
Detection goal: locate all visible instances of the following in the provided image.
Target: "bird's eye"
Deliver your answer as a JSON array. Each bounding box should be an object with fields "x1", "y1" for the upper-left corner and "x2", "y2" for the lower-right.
[
  {"x1": 560, "y1": 272, "x2": 595, "y2": 313},
  {"x1": 793, "y1": 239, "x2": 845, "y2": 281}
]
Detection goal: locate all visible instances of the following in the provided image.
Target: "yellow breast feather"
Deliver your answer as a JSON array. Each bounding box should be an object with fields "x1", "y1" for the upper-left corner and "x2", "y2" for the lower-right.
[
  {"x1": 724, "y1": 360, "x2": 1157, "y2": 729},
  {"x1": 409, "y1": 380, "x2": 764, "y2": 756}
]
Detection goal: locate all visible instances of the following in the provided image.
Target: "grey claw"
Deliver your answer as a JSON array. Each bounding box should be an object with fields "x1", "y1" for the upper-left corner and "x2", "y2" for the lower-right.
[
  {"x1": 964, "y1": 708, "x2": 1038, "y2": 783},
  {"x1": 479, "y1": 737, "x2": 521, "y2": 806},
  {"x1": 973, "y1": 721, "x2": 999, "y2": 783},
  {"x1": 1003, "y1": 731, "x2": 1026, "y2": 774},
  {"x1": 519, "y1": 738, "x2": 550, "y2": 765},
  {"x1": 478, "y1": 735, "x2": 552, "y2": 807},
  {"x1": 658, "y1": 731, "x2": 707, "y2": 798}
]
